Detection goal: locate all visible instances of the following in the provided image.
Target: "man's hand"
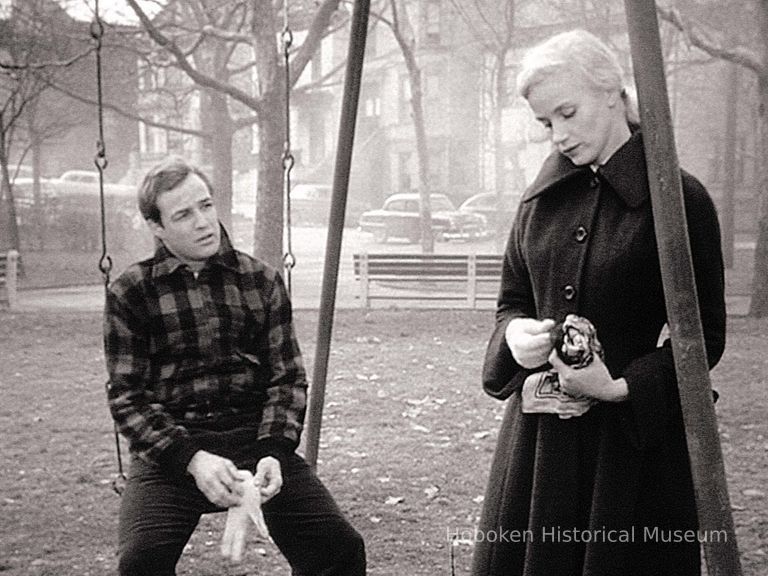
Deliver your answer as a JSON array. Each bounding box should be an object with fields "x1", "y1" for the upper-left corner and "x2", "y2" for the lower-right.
[
  {"x1": 505, "y1": 317, "x2": 556, "y2": 369},
  {"x1": 548, "y1": 349, "x2": 629, "y2": 402},
  {"x1": 254, "y1": 456, "x2": 283, "y2": 503},
  {"x1": 187, "y1": 450, "x2": 244, "y2": 508}
]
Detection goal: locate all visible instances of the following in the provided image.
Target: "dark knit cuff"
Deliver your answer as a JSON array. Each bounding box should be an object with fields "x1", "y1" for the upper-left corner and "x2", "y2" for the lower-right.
[
  {"x1": 254, "y1": 437, "x2": 297, "y2": 468},
  {"x1": 155, "y1": 435, "x2": 202, "y2": 477}
]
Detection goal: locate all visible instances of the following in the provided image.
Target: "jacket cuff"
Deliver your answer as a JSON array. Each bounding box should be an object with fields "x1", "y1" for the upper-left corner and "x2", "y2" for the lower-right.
[
  {"x1": 618, "y1": 347, "x2": 678, "y2": 451},
  {"x1": 482, "y1": 316, "x2": 531, "y2": 399},
  {"x1": 155, "y1": 435, "x2": 202, "y2": 477},
  {"x1": 254, "y1": 437, "x2": 297, "y2": 468}
]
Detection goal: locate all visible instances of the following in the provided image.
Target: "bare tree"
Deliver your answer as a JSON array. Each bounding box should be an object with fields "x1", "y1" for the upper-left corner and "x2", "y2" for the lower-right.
[
  {"x1": 125, "y1": 0, "x2": 344, "y2": 268},
  {"x1": 0, "y1": 1, "x2": 92, "y2": 252},
  {"x1": 373, "y1": 0, "x2": 434, "y2": 252},
  {"x1": 657, "y1": 2, "x2": 768, "y2": 316},
  {"x1": 447, "y1": 0, "x2": 522, "y2": 242}
]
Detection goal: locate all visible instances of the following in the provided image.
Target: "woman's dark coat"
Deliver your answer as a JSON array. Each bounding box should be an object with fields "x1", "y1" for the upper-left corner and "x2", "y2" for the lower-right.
[{"x1": 472, "y1": 132, "x2": 726, "y2": 576}]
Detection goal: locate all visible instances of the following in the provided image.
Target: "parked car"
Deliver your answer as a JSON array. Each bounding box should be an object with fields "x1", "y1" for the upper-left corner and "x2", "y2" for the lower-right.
[
  {"x1": 358, "y1": 192, "x2": 488, "y2": 243},
  {"x1": 7, "y1": 164, "x2": 34, "y2": 182},
  {"x1": 290, "y1": 183, "x2": 332, "y2": 225},
  {"x1": 459, "y1": 192, "x2": 520, "y2": 234}
]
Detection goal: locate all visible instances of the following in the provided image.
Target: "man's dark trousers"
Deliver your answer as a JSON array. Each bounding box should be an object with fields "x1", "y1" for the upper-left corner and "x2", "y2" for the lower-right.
[{"x1": 117, "y1": 434, "x2": 365, "y2": 576}]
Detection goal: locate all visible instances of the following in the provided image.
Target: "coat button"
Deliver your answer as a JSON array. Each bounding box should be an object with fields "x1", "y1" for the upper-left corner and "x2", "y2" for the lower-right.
[
  {"x1": 590, "y1": 176, "x2": 600, "y2": 190},
  {"x1": 575, "y1": 226, "x2": 588, "y2": 243},
  {"x1": 563, "y1": 285, "x2": 576, "y2": 300}
]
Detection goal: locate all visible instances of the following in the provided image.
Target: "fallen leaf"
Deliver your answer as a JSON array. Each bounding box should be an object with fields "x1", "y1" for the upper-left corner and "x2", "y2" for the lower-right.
[
  {"x1": 402, "y1": 407, "x2": 423, "y2": 419},
  {"x1": 385, "y1": 496, "x2": 405, "y2": 505},
  {"x1": 424, "y1": 485, "x2": 440, "y2": 499},
  {"x1": 742, "y1": 488, "x2": 765, "y2": 498}
]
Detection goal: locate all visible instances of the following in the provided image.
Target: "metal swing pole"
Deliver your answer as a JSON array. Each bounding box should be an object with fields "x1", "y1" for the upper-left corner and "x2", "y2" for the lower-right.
[
  {"x1": 304, "y1": 0, "x2": 370, "y2": 470},
  {"x1": 623, "y1": 2, "x2": 742, "y2": 574}
]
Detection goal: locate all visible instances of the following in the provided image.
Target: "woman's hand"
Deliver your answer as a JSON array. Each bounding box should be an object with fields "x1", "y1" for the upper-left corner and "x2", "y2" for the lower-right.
[
  {"x1": 548, "y1": 349, "x2": 629, "y2": 402},
  {"x1": 505, "y1": 317, "x2": 556, "y2": 369}
]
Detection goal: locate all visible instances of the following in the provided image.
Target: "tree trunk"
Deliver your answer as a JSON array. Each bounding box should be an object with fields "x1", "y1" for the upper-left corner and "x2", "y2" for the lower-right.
[
  {"x1": 253, "y1": 89, "x2": 285, "y2": 269},
  {"x1": 748, "y1": 3, "x2": 768, "y2": 316},
  {"x1": 408, "y1": 64, "x2": 434, "y2": 253},
  {"x1": 721, "y1": 64, "x2": 738, "y2": 269},
  {"x1": 207, "y1": 91, "x2": 234, "y2": 232},
  {"x1": 493, "y1": 48, "x2": 508, "y2": 249},
  {"x1": 748, "y1": 74, "x2": 768, "y2": 316},
  {"x1": 29, "y1": 111, "x2": 44, "y2": 251},
  {"x1": 0, "y1": 115, "x2": 20, "y2": 253}
]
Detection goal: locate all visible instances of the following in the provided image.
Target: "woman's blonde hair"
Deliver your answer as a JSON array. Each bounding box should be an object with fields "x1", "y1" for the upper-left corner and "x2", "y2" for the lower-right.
[{"x1": 517, "y1": 29, "x2": 639, "y2": 125}]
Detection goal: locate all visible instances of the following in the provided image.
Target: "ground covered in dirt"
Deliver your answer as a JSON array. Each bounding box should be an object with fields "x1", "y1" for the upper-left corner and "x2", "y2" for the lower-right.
[{"x1": 1, "y1": 309, "x2": 766, "y2": 575}]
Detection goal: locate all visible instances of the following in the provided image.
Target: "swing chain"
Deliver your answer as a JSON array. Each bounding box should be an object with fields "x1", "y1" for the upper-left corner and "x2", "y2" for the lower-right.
[
  {"x1": 91, "y1": 1, "x2": 112, "y2": 283},
  {"x1": 281, "y1": 0, "x2": 296, "y2": 293},
  {"x1": 92, "y1": 0, "x2": 125, "y2": 495}
]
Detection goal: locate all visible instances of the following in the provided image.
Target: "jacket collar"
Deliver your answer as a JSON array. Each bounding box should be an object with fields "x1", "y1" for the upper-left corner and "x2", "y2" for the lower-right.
[
  {"x1": 152, "y1": 223, "x2": 239, "y2": 279},
  {"x1": 522, "y1": 130, "x2": 650, "y2": 209}
]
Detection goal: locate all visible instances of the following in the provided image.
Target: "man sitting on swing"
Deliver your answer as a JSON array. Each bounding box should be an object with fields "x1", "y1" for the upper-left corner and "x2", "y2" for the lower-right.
[{"x1": 104, "y1": 156, "x2": 366, "y2": 576}]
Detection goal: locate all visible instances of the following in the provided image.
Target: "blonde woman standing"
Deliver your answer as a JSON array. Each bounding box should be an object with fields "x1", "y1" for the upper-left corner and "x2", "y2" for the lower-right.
[{"x1": 473, "y1": 30, "x2": 725, "y2": 576}]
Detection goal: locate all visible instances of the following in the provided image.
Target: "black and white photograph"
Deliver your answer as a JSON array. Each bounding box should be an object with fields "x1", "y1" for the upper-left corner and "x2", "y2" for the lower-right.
[{"x1": 0, "y1": 0, "x2": 765, "y2": 574}]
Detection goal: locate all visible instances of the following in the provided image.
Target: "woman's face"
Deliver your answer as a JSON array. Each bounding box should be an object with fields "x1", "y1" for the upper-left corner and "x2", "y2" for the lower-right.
[{"x1": 526, "y1": 69, "x2": 625, "y2": 166}]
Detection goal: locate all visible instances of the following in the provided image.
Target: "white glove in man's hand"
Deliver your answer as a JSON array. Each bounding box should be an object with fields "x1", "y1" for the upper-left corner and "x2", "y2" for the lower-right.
[{"x1": 221, "y1": 469, "x2": 271, "y2": 563}]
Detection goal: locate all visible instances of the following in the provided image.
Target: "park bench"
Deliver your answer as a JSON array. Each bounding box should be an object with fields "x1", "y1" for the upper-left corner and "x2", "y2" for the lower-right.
[
  {"x1": 352, "y1": 252, "x2": 503, "y2": 308},
  {"x1": 0, "y1": 250, "x2": 19, "y2": 310}
]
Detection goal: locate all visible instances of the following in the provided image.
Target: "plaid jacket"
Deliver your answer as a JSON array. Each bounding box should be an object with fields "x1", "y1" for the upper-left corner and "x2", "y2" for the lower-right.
[{"x1": 104, "y1": 230, "x2": 307, "y2": 475}]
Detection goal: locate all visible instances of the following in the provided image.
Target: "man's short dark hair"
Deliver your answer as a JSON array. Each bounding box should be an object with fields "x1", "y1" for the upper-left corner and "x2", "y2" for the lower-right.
[{"x1": 138, "y1": 156, "x2": 214, "y2": 224}]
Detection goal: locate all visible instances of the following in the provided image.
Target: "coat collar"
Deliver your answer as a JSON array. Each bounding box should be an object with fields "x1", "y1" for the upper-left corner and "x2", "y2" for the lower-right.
[
  {"x1": 152, "y1": 223, "x2": 239, "y2": 279},
  {"x1": 522, "y1": 130, "x2": 650, "y2": 209}
]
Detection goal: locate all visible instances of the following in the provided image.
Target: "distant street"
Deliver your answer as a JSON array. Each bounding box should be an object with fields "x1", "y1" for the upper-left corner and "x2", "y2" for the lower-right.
[
  {"x1": 16, "y1": 225, "x2": 505, "y2": 312},
  {"x1": 237, "y1": 225, "x2": 504, "y2": 308}
]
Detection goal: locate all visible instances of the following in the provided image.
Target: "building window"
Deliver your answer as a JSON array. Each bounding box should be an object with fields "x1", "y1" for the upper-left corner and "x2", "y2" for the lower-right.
[
  {"x1": 425, "y1": 71, "x2": 441, "y2": 101},
  {"x1": 450, "y1": 139, "x2": 472, "y2": 185},
  {"x1": 398, "y1": 151, "x2": 412, "y2": 192},
  {"x1": 137, "y1": 60, "x2": 166, "y2": 91},
  {"x1": 138, "y1": 118, "x2": 168, "y2": 155},
  {"x1": 362, "y1": 82, "x2": 382, "y2": 118},
  {"x1": 364, "y1": 97, "x2": 381, "y2": 117},
  {"x1": 399, "y1": 76, "x2": 411, "y2": 124},
  {"x1": 311, "y1": 42, "x2": 323, "y2": 82},
  {"x1": 365, "y1": 26, "x2": 377, "y2": 58},
  {"x1": 309, "y1": 113, "x2": 325, "y2": 164},
  {"x1": 425, "y1": 1, "x2": 441, "y2": 45}
]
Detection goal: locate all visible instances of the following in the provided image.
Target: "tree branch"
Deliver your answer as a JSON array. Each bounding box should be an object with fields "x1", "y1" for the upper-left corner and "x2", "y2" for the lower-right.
[
  {"x1": 657, "y1": 5, "x2": 764, "y2": 76},
  {"x1": 125, "y1": 0, "x2": 264, "y2": 115},
  {"x1": 0, "y1": 46, "x2": 96, "y2": 71},
  {"x1": 43, "y1": 77, "x2": 209, "y2": 139},
  {"x1": 289, "y1": 0, "x2": 343, "y2": 87},
  {"x1": 201, "y1": 24, "x2": 253, "y2": 45}
]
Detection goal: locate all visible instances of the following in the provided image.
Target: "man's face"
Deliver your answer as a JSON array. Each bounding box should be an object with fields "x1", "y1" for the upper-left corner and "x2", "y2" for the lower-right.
[{"x1": 148, "y1": 173, "x2": 221, "y2": 267}]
